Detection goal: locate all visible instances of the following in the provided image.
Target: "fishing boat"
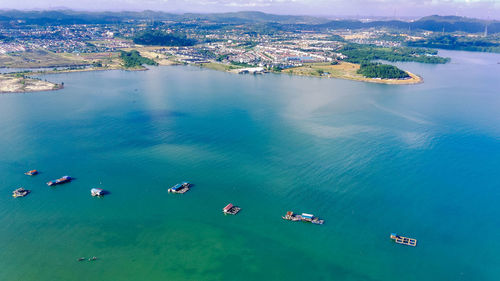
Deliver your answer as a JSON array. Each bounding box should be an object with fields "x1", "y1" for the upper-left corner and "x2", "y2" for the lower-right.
[
  {"x1": 222, "y1": 203, "x2": 241, "y2": 215},
  {"x1": 282, "y1": 211, "x2": 324, "y2": 225},
  {"x1": 12, "y1": 187, "x2": 30, "y2": 197},
  {"x1": 47, "y1": 176, "x2": 72, "y2": 186},
  {"x1": 390, "y1": 233, "x2": 417, "y2": 247},
  {"x1": 91, "y1": 188, "x2": 104, "y2": 197},
  {"x1": 24, "y1": 170, "x2": 38, "y2": 176},
  {"x1": 168, "y1": 182, "x2": 191, "y2": 193}
]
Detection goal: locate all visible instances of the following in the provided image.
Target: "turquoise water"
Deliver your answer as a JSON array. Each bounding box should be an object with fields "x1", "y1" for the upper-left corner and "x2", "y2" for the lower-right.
[{"x1": 1, "y1": 50, "x2": 500, "y2": 281}]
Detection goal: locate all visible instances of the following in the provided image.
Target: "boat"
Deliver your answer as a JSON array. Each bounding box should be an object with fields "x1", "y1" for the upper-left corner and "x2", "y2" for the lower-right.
[
  {"x1": 390, "y1": 233, "x2": 417, "y2": 247},
  {"x1": 12, "y1": 187, "x2": 30, "y2": 197},
  {"x1": 91, "y1": 188, "x2": 104, "y2": 197},
  {"x1": 222, "y1": 203, "x2": 241, "y2": 215},
  {"x1": 168, "y1": 182, "x2": 191, "y2": 193},
  {"x1": 47, "y1": 176, "x2": 72, "y2": 186},
  {"x1": 24, "y1": 170, "x2": 38, "y2": 176},
  {"x1": 282, "y1": 211, "x2": 324, "y2": 225}
]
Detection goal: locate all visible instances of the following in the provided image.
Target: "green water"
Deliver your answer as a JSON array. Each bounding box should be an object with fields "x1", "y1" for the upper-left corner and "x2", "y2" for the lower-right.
[{"x1": 1, "y1": 50, "x2": 500, "y2": 281}]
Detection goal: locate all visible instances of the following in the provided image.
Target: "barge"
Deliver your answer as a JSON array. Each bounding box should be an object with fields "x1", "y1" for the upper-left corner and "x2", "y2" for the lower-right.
[
  {"x1": 222, "y1": 203, "x2": 241, "y2": 215},
  {"x1": 24, "y1": 170, "x2": 38, "y2": 176},
  {"x1": 91, "y1": 188, "x2": 105, "y2": 197},
  {"x1": 168, "y1": 182, "x2": 191, "y2": 194},
  {"x1": 13, "y1": 187, "x2": 30, "y2": 197},
  {"x1": 282, "y1": 211, "x2": 324, "y2": 225},
  {"x1": 390, "y1": 233, "x2": 417, "y2": 247},
  {"x1": 47, "y1": 176, "x2": 72, "y2": 186}
]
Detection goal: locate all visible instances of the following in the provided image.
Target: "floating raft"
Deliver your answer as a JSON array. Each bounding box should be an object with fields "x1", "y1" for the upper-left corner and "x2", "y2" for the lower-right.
[
  {"x1": 223, "y1": 203, "x2": 241, "y2": 215},
  {"x1": 91, "y1": 188, "x2": 105, "y2": 197},
  {"x1": 47, "y1": 175, "x2": 72, "y2": 186},
  {"x1": 24, "y1": 170, "x2": 38, "y2": 176},
  {"x1": 168, "y1": 182, "x2": 191, "y2": 194},
  {"x1": 282, "y1": 211, "x2": 324, "y2": 225},
  {"x1": 12, "y1": 187, "x2": 30, "y2": 198},
  {"x1": 390, "y1": 233, "x2": 417, "y2": 247}
]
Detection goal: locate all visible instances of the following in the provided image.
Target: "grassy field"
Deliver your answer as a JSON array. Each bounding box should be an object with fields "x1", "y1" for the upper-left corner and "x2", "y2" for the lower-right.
[
  {"x1": 283, "y1": 62, "x2": 422, "y2": 84},
  {"x1": 195, "y1": 62, "x2": 244, "y2": 72},
  {"x1": 0, "y1": 49, "x2": 88, "y2": 68}
]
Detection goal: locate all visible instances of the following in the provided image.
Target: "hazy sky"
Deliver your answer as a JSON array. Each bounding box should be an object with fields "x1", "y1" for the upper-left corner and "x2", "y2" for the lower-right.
[{"x1": 1, "y1": 0, "x2": 499, "y2": 19}]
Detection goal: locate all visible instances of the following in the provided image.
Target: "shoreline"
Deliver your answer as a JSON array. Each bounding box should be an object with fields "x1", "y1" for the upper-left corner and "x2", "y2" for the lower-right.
[
  {"x1": 276, "y1": 62, "x2": 422, "y2": 85},
  {"x1": 0, "y1": 74, "x2": 64, "y2": 94},
  {"x1": 0, "y1": 59, "x2": 422, "y2": 94}
]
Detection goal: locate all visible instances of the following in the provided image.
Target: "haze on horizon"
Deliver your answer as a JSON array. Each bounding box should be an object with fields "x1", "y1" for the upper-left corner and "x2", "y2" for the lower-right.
[{"x1": 1, "y1": 0, "x2": 499, "y2": 20}]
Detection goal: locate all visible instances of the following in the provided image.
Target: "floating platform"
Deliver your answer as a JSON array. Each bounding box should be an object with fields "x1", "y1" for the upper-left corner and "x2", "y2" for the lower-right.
[
  {"x1": 282, "y1": 211, "x2": 324, "y2": 225},
  {"x1": 168, "y1": 182, "x2": 191, "y2": 194},
  {"x1": 13, "y1": 187, "x2": 30, "y2": 197},
  {"x1": 47, "y1": 176, "x2": 72, "y2": 186},
  {"x1": 24, "y1": 170, "x2": 38, "y2": 176},
  {"x1": 91, "y1": 188, "x2": 105, "y2": 197},
  {"x1": 390, "y1": 233, "x2": 417, "y2": 247},
  {"x1": 223, "y1": 203, "x2": 241, "y2": 215}
]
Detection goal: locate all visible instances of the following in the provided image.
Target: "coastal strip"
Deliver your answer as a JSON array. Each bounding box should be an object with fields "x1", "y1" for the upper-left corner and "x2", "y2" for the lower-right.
[{"x1": 0, "y1": 74, "x2": 63, "y2": 94}]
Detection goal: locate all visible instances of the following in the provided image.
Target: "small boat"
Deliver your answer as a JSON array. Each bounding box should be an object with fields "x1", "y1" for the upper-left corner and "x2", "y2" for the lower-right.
[
  {"x1": 390, "y1": 233, "x2": 417, "y2": 247},
  {"x1": 91, "y1": 188, "x2": 104, "y2": 197},
  {"x1": 78, "y1": 257, "x2": 85, "y2": 261},
  {"x1": 168, "y1": 182, "x2": 191, "y2": 193},
  {"x1": 24, "y1": 170, "x2": 38, "y2": 176},
  {"x1": 12, "y1": 187, "x2": 30, "y2": 198},
  {"x1": 222, "y1": 203, "x2": 241, "y2": 215},
  {"x1": 89, "y1": 256, "x2": 97, "y2": 261},
  {"x1": 47, "y1": 176, "x2": 72, "y2": 186}
]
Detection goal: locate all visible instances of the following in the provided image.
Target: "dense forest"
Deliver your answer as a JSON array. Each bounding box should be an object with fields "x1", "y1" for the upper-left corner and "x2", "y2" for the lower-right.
[
  {"x1": 132, "y1": 30, "x2": 196, "y2": 46},
  {"x1": 357, "y1": 62, "x2": 410, "y2": 79},
  {"x1": 407, "y1": 35, "x2": 500, "y2": 53},
  {"x1": 340, "y1": 44, "x2": 450, "y2": 64},
  {"x1": 120, "y1": 50, "x2": 157, "y2": 68}
]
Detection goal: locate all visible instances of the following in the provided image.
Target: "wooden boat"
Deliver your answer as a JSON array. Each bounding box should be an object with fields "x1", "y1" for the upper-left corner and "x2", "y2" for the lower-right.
[{"x1": 390, "y1": 233, "x2": 417, "y2": 247}]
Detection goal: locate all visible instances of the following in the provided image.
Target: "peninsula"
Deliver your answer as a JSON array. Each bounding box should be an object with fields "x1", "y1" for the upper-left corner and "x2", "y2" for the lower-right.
[{"x1": 0, "y1": 73, "x2": 62, "y2": 93}]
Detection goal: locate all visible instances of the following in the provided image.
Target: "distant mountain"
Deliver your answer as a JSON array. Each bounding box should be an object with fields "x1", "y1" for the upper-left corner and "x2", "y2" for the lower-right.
[
  {"x1": 179, "y1": 11, "x2": 328, "y2": 24},
  {"x1": 0, "y1": 10, "x2": 328, "y2": 25},
  {"x1": 412, "y1": 15, "x2": 495, "y2": 33},
  {"x1": 0, "y1": 10, "x2": 498, "y2": 34},
  {"x1": 316, "y1": 15, "x2": 499, "y2": 33}
]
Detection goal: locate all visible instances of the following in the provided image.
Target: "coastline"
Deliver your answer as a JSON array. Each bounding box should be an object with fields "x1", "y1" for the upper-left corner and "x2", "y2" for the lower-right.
[
  {"x1": 0, "y1": 55, "x2": 422, "y2": 94},
  {"x1": 0, "y1": 74, "x2": 63, "y2": 94},
  {"x1": 194, "y1": 61, "x2": 422, "y2": 85},
  {"x1": 278, "y1": 62, "x2": 422, "y2": 85}
]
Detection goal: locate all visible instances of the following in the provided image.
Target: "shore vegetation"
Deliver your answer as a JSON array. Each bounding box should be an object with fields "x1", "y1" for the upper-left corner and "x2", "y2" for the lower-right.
[{"x1": 120, "y1": 50, "x2": 158, "y2": 68}]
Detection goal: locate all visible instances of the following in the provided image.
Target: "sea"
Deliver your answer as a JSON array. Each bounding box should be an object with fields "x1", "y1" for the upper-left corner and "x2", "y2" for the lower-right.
[{"x1": 1, "y1": 50, "x2": 499, "y2": 281}]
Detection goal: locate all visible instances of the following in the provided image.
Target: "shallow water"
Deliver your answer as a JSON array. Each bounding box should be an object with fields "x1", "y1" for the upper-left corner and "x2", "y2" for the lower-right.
[{"x1": 1, "y1": 50, "x2": 500, "y2": 281}]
